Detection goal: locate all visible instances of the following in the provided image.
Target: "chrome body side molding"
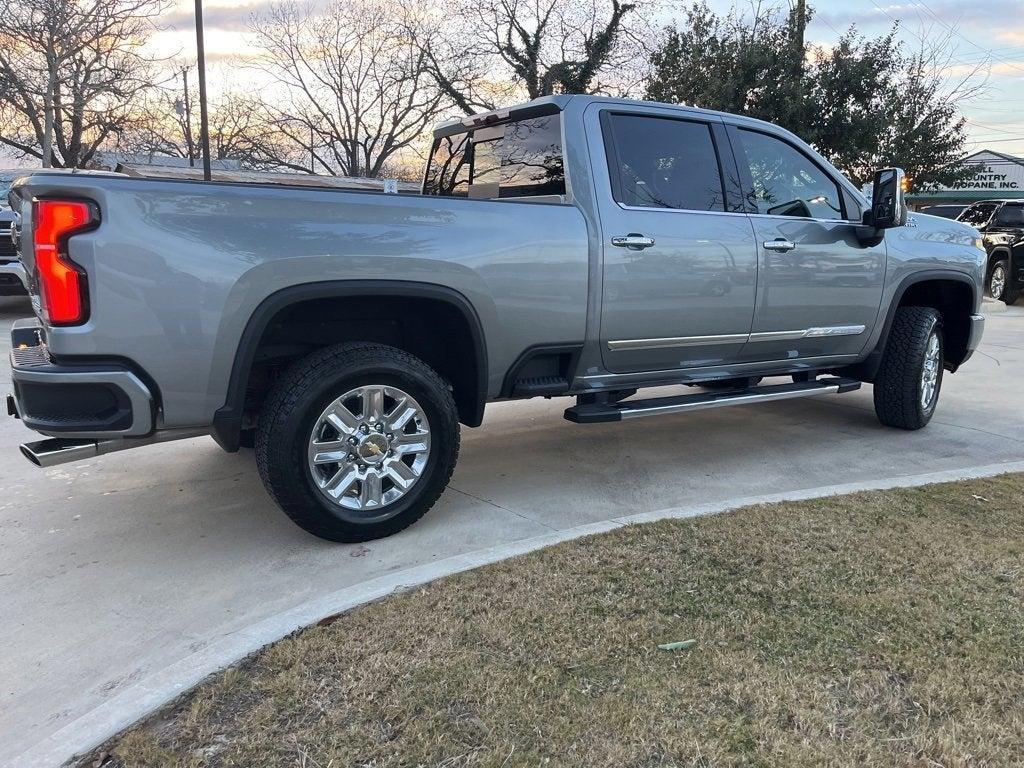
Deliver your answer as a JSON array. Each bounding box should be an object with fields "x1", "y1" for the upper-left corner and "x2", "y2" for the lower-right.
[
  {"x1": 608, "y1": 325, "x2": 866, "y2": 351},
  {"x1": 607, "y1": 333, "x2": 748, "y2": 351}
]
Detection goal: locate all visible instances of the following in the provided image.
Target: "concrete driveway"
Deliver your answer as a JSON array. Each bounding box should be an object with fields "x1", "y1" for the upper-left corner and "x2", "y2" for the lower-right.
[{"x1": 3, "y1": 295, "x2": 1023, "y2": 766}]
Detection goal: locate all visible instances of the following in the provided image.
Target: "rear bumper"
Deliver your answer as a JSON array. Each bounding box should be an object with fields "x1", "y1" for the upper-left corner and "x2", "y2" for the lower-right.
[{"x1": 9, "y1": 320, "x2": 154, "y2": 438}]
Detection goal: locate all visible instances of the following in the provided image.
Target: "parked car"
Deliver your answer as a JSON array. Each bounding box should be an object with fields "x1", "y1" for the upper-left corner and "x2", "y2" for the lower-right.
[
  {"x1": 0, "y1": 172, "x2": 28, "y2": 296},
  {"x1": 6, "y1": 96, "x2": 986, "y2": 542},
  {"x1": 918, "y1": 204, "x2": 966, "y2": 220},
  {"x1": 957, "y1": 199, "x2": 1024, "y2": 304}
]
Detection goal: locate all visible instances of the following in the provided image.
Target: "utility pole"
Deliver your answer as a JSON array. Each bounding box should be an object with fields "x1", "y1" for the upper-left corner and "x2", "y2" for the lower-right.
[
  {"x1": 310, "y1": 125, "x2": 315, "y2": 173},
  {"x1": 792, "y1": 0, "x2": 806, "y2": 51},
  {"x1": 789, "y1": 0, "x2": 806, "y2": 90},
  {"x1": 181, "y1": 67, "x2": 195, "y2": 167},
  {"x1": 194, "y1": 0, "x2": 212, "y2": 181},
  {"x1": 42, "y1": 38, "x2": 55, "y2": 168}
]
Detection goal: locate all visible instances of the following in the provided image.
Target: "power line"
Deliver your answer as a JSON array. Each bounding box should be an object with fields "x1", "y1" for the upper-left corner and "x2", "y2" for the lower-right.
[
  {"x1": 967, "y1": 121, "x2": 1024, "y2": 136},
  {"x1": 911, "y1": 1, "x2": 1024, "y2": 75},
  {"x1": 965, "y1": 136, "x2": 1024, "y2": 145}
]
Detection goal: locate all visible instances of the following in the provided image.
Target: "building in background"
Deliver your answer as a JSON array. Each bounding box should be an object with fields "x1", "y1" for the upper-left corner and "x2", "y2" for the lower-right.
[{"x1": 909, "y1": 150, "x2": 1024, "y2": 212}]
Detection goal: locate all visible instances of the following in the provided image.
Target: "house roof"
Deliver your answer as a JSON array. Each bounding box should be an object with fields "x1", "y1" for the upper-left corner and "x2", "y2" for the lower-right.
[{"x1": 961, "y1": 148, "x2": 1024, "y2": 166}]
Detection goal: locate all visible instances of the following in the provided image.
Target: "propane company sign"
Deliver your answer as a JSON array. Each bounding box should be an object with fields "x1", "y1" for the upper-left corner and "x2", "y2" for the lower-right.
[{"x1": 945, "y1": 150, "x2": 1024, "y2": 193}]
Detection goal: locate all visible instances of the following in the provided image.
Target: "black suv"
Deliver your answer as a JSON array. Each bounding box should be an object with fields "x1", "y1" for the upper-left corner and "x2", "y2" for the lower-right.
[{"x1": 958, "y1": 199, "x2": 1024, "y2": 305}]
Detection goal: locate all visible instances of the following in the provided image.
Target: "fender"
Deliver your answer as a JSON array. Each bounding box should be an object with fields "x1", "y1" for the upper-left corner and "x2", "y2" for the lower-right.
[
  {"x1": 850, "y1": 269, "x2": 978, "y2": 382},
  {"x1": 211, "y1": 280, "x2": 489, "y2": 451},
  {"x1": 987, "y1": 244, "x2": 1013, "y2": 270}
]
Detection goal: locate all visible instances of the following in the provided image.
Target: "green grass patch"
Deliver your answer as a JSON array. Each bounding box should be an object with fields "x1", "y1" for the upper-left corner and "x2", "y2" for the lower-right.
[{"x1": 87, "y1": 474, "x2": 1024, "y2": 767}]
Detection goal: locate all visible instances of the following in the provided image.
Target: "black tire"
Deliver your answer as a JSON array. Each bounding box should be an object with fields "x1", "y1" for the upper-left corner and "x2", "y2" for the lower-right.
[
  {"x1": 989, "y1": 259, "x2": 1021, "y2": 305},
  {"x1": 702, "y1": 376, "x2": 762, "y2": 390},
  {"x1": 255, "y1": 342, "x2": 460, "y2": 542},
  {"x1": 873, "y1": 307, "x2": 943, "y2": 430}
]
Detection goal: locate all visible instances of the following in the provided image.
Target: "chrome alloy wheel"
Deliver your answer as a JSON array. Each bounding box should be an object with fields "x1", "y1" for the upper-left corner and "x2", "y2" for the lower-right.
[
  {"x1": 990, "y1": 264, "x2": 1006, "y2": 299},
  {"x1": 920, "y1": 331, "x2": 941, "y2": 411},
  {"x1": 307, "y1": 385, "x2": 431, "y2": 516}
]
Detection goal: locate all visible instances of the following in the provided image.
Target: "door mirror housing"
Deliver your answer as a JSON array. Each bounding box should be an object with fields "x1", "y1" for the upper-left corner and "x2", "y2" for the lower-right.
[{"x1": 863, "y1": 168, "x2": 908, "y2": 230}]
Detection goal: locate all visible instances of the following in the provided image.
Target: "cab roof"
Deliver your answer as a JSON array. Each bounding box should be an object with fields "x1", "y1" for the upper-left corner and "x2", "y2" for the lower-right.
[{"x1": 432, "y1": 94, "x2": 786, "y2": 138}]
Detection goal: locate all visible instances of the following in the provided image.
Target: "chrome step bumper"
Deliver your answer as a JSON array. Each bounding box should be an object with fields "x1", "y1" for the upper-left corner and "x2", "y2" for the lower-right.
[{"x1": 564, "y1": 377, "x2": 862, "y2": 424}]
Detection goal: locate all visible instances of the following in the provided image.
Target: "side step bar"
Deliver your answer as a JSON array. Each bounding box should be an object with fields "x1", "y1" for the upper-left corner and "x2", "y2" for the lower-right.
[{"x1": 564, "y1": 377, "x2": 861, "y2": 424}]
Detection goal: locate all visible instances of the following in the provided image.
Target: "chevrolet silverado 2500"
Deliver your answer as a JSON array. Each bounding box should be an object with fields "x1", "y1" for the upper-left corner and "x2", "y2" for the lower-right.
[{"x1": 6, "y1": 96, "x2": 986, "y2": 541}]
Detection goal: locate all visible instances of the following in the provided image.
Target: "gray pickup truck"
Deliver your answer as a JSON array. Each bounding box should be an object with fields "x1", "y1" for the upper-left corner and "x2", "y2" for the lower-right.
[{"x1": 7, "y1": 95, "x2": 986, "y2": 541}]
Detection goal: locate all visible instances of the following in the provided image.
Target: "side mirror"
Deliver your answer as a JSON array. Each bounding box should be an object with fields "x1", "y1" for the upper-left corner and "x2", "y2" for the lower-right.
[{"x1": 863, "y1": 167, "x2": 908, "y2": 230}]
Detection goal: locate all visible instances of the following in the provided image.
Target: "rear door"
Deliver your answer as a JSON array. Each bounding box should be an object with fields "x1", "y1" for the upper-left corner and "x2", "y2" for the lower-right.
[
  {"x1": 728, "y1": 126, "x2": 886, "y2": 363},
  {"x1": 592, "y1": 108, "x2": 759, "y2": 374}
]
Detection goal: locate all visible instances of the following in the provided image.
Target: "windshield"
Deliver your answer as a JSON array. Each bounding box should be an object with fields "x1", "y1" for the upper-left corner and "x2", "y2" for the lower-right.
[{"x1": 0, "y1": 181, "x2": 11, "y2": 209}]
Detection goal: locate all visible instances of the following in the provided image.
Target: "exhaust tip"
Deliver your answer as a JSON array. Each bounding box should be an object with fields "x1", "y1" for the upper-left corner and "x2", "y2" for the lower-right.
[
  {"x1": 19, "y1": 443, "x2": 42, "y2": 466},
  {"x1": 19, "y1": 438, "x2": 99, "y2": 468}
]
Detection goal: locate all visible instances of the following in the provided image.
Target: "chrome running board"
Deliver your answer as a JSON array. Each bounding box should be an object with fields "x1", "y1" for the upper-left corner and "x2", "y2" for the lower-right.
[{"x1": 564, "y1": 377, "x2": 861, "y2": 424}]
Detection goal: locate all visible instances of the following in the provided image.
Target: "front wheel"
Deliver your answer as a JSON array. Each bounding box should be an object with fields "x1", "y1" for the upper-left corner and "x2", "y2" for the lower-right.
[
  {"x1": 255, "y1": 342, "x2": 460, "y2": 542},
  {"x1": 989, "y1": 259, "x2": 1021, "y2": 305},
  {"x1": 873, "y1": 307, "x2": 943, "y2": 430}
]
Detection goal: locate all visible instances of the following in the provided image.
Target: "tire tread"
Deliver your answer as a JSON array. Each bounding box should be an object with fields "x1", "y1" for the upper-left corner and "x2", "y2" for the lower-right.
[
  {"x1": 872, "y1": 306, "x2": 941, "y2": 430},
  {"x1": 255, "y1": 342, "x2": 459, "y2": 542}
]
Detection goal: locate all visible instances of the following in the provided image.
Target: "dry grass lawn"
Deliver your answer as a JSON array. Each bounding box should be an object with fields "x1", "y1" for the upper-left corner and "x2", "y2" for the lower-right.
[{"x1": 85, "y1": 473, "x2": 1024, "y2": 768}]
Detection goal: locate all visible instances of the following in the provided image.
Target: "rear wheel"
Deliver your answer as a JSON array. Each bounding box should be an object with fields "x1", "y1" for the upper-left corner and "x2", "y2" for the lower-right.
[
  {"x1": 989, "y1": 259, "x2": 1021, "y2": 305},
  {"x1": 255, "y1": 342, "x2": 460, "y2": 542},
  {"x1": 873, "y1": 307, "x2": 943, "y2": 430}
]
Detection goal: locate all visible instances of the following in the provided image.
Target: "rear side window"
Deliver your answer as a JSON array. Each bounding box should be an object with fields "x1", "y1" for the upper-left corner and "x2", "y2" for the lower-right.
[
  {"x1": 736, "y1": 129, "x2": 844, "y2": 220},
  {"x1": 423, "y1": 114, "x2": 565, "y2": 199},
  {"x1": 603, "y1": 114, "x2": 726, "y2": 212}
]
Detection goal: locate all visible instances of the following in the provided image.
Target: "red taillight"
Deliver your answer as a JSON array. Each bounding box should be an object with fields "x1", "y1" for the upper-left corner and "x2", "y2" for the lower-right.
[{"x1": 33, "y1": 200, "x2": 95, "y2": 325}]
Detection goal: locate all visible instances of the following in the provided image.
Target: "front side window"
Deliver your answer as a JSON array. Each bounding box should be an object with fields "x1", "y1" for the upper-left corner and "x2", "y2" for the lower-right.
[
  {"x1": 422, "y1": 114, "x2": 565, "y2": 199},
  {"x1": 737, "y1": 129, "x2": 844, "y2": 220},
  {"x1": 603, "y1": 114, "x2": 726, "y2": 212}
]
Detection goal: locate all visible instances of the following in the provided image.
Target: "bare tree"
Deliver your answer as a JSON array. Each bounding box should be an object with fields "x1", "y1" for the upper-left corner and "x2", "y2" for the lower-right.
[
  {"x1": 127, "y1": 83, "x2": 298, "y2": 171},
  {"x1": 250, "y1": 0, "x2": 447, "y2": 178},
  {"x1": 0, "y1": 0, "x2": 166, "y2": 168},
  {"x1": 414, "y1": 0, "x2": 648, "y2": 116}
]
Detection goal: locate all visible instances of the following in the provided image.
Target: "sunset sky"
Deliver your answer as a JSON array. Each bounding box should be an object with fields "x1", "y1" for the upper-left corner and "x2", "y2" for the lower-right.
[{"x1": 153, "y1": 0, "x2": 1024, "y2": 158}]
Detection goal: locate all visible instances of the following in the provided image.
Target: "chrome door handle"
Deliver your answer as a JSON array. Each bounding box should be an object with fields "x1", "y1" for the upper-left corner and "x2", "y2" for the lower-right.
[
  {"x1": 611, "y1": 233, "x2": 656, "y2": 250},
  {"x1": 763, "y1": 239, "x2": 796, "y2": 252}
]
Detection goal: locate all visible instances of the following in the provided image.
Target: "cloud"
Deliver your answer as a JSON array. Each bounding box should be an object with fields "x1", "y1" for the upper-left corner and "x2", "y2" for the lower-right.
[
  {"x1": 816, "y1": 0, "x2": 1024, "y2": 33},
  {"x1": 159, "y1": 2, "x2": 275, "y2": 33}
]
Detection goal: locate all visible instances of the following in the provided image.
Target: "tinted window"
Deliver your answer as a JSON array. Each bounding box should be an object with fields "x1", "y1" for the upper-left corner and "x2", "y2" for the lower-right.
[
  {"x1": 423, "y1": 133, "x2": 471, "y2": 197},
  {"x1": 958, "y1": 204, "x2": 996, "y2": 227},
  {"x1": 422, "y1": 114, "x2": 565, "y2": 199},
  {"x1": 604, "y1": 114, "x2": 725, "y2": 212},
  {"x1": 922, "y1": 205, "x2": 966, "y2": 220},
  {"x1": 995, "y1": 204, "x2": 1024, "y2": 226},
  {"x1": 492, "y1": 117, "x2": 564, "y2": 197},
  {"x1": 737, "y1": 129, "x2": 844, "y2": 220}
]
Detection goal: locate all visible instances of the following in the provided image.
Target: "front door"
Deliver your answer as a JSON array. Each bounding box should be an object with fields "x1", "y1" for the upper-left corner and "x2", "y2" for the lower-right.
[
  {"x1": 728, "y1": 126, "x2": 886, "y2": 363},
  {"x1": 595, "y1": 110, "x2": 759, "y2": 374}
]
